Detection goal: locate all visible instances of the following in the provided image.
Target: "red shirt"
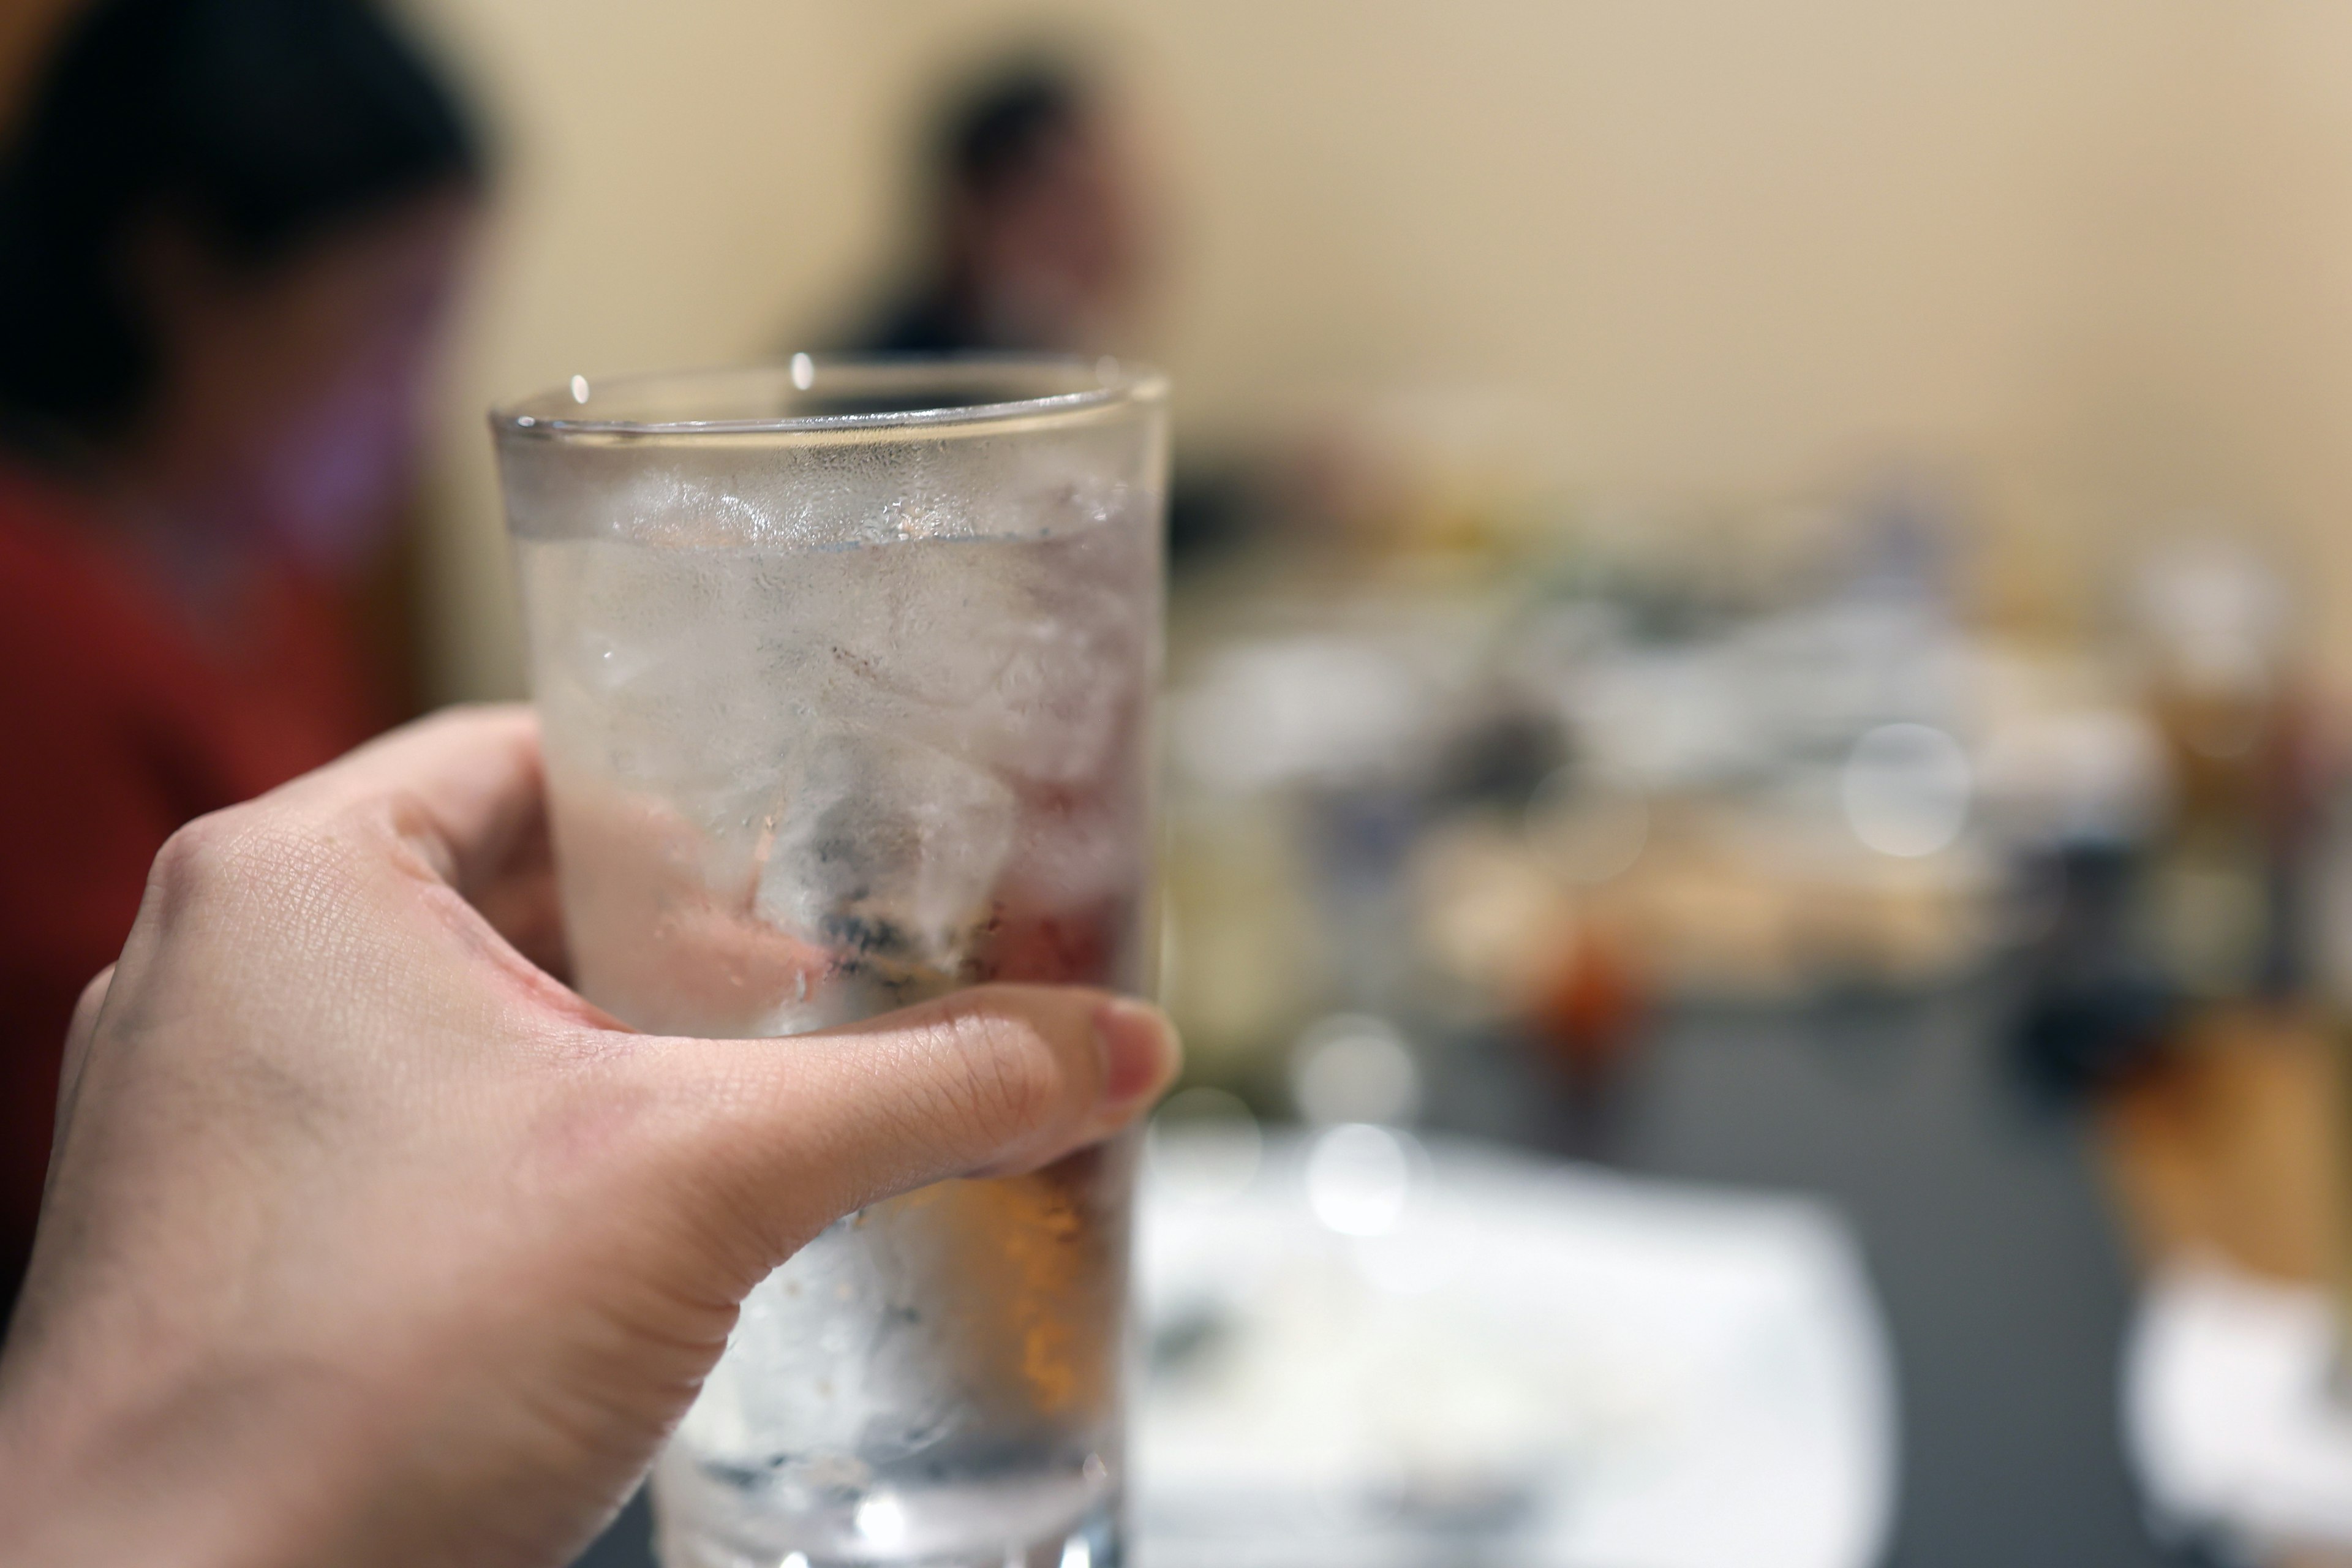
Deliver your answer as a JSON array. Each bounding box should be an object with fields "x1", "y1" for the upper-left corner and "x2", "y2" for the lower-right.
[{"x1": 0, "y1": 464, "x2": 388, "y2": 1306}]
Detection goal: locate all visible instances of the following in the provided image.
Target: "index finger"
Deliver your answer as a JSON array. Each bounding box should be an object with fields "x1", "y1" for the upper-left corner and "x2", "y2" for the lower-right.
[{"x1": 266, "y1": 704, "x2": 546, "y2": 898}]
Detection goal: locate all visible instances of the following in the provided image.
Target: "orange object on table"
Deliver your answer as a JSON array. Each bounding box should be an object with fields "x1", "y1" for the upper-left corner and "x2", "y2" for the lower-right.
[
  {"x1": 2095, "y1": 1003, "x2": 2345, "y2": 1291},
  {"x1": 1525, "y1": 919, "x2": 1649, "y2": 1087}
]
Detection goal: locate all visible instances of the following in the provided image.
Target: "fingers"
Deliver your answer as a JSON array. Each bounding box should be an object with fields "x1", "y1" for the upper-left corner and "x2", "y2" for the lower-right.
[
  {"x1": 192, "y1": 706, "x2": 1181, "y2": 1282},
  {"x1": 252, "y1": 704, "x2": 572, "y2": 975},
  {"x1": 268, "y1": 704, "x2": 546, "y2": 899},
  {"x1": 641, "y1": 986, "x2": 1181, "y2": 1267},
  {"x1": 456, "y1": 792, "x2": 568, "y2": 981},
  {"x1": 810, "y1": 987, "x2": 1178, "y2": 1177}
]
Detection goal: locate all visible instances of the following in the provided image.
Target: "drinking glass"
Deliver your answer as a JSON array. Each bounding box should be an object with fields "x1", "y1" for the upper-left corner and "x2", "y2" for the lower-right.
[{"x1": 491, "y1": 358, "x2": 1168, "y2": 1567}]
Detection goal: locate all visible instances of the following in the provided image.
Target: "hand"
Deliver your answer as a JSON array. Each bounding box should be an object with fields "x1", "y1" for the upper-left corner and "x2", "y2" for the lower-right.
[{"x1": 0, "y1": 706, "x2": 1178, "y2": 1568}]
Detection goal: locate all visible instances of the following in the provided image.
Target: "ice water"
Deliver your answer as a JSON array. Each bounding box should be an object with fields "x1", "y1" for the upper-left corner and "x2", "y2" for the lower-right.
[{"x1": 516, "y1": 484, "x2": 1159, "y2": 1567}]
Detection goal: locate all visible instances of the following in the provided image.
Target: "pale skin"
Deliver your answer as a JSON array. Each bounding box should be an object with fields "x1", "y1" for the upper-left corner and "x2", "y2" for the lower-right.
[{"x1": 0, "y1": 705, "x2": 1180, "y2": 1567}]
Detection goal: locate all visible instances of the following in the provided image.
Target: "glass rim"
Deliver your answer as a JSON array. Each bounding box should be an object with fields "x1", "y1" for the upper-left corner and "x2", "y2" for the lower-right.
[{"x1": 489, "y1": 353, "x2": 1167, "y2": 440}]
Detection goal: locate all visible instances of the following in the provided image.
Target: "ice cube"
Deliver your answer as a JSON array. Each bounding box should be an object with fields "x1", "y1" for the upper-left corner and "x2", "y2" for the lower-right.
[
  {"x1": 971, "y1": 600, "x2": 1138, "y2": 786},
  {"x1": 804, "y1": 541, "x2": 1025, "y2": 714},
  {"x1": 754, "y1": 728, "x2": 1017, "y2": 974},
  {"x1": 804, "y1": 525, "x2": 1153, "y2": 788},
  {"x1": 680, "y1": 1227, "x2": 959, "y2": 1470},
  {"x1": 526, "y1": 538, "x2": 739, "y2": 718}
]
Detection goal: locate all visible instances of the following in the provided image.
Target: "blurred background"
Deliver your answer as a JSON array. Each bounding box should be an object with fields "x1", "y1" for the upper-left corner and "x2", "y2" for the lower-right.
[
  {"x1": 406, "y1": 0, "x2": 2352, "y2": 707},
  {"x1": 4, "y1": 2, "x2": 2352, "y2": 1565}
]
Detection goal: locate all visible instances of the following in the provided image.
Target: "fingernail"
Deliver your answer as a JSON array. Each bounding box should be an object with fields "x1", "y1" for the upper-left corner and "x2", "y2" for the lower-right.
[{"x1": 1095, "y1": 997, "x2": 1178, "y2": 1109}]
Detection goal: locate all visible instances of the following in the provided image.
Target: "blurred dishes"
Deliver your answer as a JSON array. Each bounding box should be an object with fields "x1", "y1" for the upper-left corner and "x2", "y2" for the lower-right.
[
  {"x1": 2124, "y1": 1259, "x2": 2352, "y2": 1556},
  {"x1": 1840, "y1": 723, "x2": 1972, "y2": 859}
]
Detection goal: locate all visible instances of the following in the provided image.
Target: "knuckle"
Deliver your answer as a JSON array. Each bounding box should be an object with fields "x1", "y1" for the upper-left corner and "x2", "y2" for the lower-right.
[
  {"x1": 146, "y1": 802, "x2": 366, "y2": 926},
  {"x1": 145, "y1": 808, "x2": 254, "y2": 909}
]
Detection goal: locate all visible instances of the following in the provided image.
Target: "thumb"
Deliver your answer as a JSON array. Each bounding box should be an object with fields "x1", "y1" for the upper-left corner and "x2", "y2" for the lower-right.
[{"x1": 634, "y1": 985, "x2": 1181, "y2": 1277}]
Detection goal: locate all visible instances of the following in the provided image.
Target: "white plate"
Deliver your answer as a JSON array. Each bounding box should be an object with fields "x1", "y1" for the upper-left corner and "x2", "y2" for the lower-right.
[
  {"x1": 2124, "y1": 1259, "x2": 2352, "y2": 1555},
  {"x1": 1135, "y1": 1126, "x2": 1897, "y2": 1568}
]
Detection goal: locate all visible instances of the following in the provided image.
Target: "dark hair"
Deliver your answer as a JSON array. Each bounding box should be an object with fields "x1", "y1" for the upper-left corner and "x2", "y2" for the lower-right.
[
  {"x1": 933, "y1": 58, "x2": 1087, "y2": 199},
  {"x1": 0, "y1": 0, "x2": 483, "y2": 450}
]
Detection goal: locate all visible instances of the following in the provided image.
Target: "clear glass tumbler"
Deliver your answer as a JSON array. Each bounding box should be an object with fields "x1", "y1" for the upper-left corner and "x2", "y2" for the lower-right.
[{"x1": 491, "y1": 359, "x2": 1168, "y2": 1567}]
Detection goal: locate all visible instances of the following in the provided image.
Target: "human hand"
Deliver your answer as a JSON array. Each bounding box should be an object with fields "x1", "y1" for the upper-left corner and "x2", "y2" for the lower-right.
[{"x1": 0, "y1": 706, "x2": 1178, "y2": 1567}]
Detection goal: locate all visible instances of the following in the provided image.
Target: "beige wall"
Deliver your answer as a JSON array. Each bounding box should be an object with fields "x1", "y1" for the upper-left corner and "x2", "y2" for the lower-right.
[{"x1": 403, "y1": 0, "x2": 2352, "y2": 699}]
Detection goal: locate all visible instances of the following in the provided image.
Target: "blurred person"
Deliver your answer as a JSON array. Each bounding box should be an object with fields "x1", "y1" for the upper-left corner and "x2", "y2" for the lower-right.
[
  {"x1": 0, "y1": 706, "x2": 1180, "y2": 1565},
  {"x1": 851, "y1": 55, "x2": 1151, "y2": 359},
  {"x1": 844, "y1": 53, "x2": 1272, "y2": 565},
  {"x1": 0, "y1": 0, "x2": 483, "y2": 1317}
]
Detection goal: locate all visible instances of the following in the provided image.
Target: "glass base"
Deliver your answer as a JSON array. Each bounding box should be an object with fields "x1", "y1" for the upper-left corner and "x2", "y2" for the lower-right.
[{"x1": 654, "y1": 1495, "x2": 1120, "y2": 1568}]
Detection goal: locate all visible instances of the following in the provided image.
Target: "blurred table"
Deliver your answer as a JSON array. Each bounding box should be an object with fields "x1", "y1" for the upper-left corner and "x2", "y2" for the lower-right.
[
  {"x1": 576, "y1": 984, "x2": 2198, "y2": 1568},
  {"x1": 1135, "y1": 1131, "x2": 1892, "y2": 1568},
  {"x1": 1427, "y1": 984, "x2": 2196, "y2": 1568}
]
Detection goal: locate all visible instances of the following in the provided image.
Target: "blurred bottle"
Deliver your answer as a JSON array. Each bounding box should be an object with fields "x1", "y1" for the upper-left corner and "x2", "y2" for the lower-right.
[
  {"x1": 2331, "y1": 1024, "x2": 2352, "y2": 1379},
  {"x1": 2010, "y1": 839, "x2": 2179, "y2": 1094},
  {"x1": 2135, "y1": 539, "x2": 2322, "y2": 1005},
  {"x1": 2012, "y1": 537, "x2": 2334, "y2": 1095},
  {"x1": 1517, "y1": 760, "x2": 1649, "y2": 1087},
  {"x1": 2303, "y1": 749, "x2": 2352, "y2": 1371}
]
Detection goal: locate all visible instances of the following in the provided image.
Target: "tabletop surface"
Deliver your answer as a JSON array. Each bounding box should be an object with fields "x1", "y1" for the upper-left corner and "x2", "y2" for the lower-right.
[
  {"x1": 574, "y1": 985, "x2": 2190, "y2": 1568},
  {"x1": 1483, "y1": 989, "x2": 2184, "y2": 1568}
]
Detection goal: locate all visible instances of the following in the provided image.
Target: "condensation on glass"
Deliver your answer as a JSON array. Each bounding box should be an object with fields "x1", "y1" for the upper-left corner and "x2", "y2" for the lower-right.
[{"x1": 492, "y1": 358, "x2": 1168, "y2": 1568}]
